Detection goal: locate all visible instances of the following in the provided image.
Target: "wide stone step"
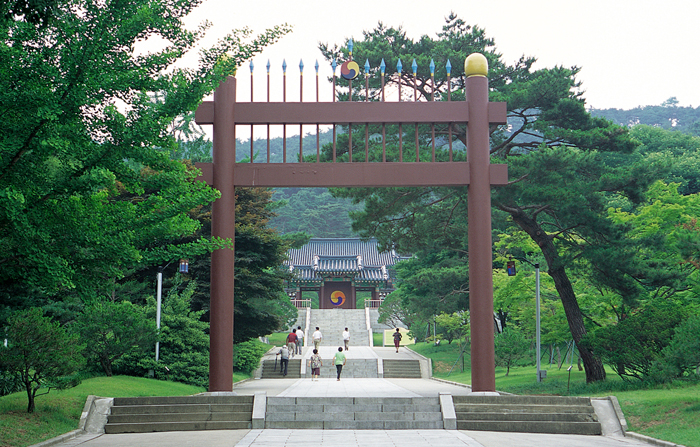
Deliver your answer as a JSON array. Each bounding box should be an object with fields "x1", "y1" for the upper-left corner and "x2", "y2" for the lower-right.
[
  {"x1": 108, "y1": 411, "x2": 252, "y2": 423},
  {"x1": 453, "y1": 394, "x2": 601, "y2": 435},
  {"x1": 105, "y1": 420, "x2": 250, "y2": 434},
  {"x1": 382, "y1": 360, "x2": 421, "y2": 378},
  {"x1": 112, "y1": 395, "x2": 253, "y2": 406},
  {"x1": 456, "y1": 420, "x2": 602, "y2": 435},
  {"x1": 454, "y1": 403, "x2": 596, "y2": 414},
  {"x1": 453, "y1": 395, "x2": 593, "y2": 406},
  {"x1": 110, "y1": 403, "x2": 252, "y2": 415},
  {"x1": 106, "y1": 395, "x2": 254, "y2": 434},
  {"x1": 265, "y1": 396, "x2": 443, "y2": 429},
  {"x1": 266, "y1": 420, "x2": 443, "y2": 430},
  {"x1": 307, "y1": 360, "x2": 378, "y2": 378},
  {"x1": 261, "y1": 359, "x2": 302, "y2": 378},
  {"x1": 455, "y1": 411, "x2": 598, "y2": 422}
]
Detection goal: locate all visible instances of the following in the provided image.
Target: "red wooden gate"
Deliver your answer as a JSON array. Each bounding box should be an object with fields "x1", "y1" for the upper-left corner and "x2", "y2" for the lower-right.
[{"x1": 195, "y1": 53, "x2": 507, "y2": 392}]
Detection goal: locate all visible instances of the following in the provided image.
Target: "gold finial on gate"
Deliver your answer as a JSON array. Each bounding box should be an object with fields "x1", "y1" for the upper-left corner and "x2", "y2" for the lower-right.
[{"x1": 465, "y1": 53, "x2": 488, "y2": 77}]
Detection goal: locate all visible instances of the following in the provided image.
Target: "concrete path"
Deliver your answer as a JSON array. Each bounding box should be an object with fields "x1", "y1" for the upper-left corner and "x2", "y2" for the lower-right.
[{"x1": 39, "y1": 376, "x2": 665, "y2": 447}]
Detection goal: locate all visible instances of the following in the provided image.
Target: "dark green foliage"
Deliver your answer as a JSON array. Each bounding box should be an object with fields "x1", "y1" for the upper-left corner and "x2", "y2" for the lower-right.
[
  {"x1": 233, "y1": 340, "x2": 270, "y2": 374},
  {"x1": 0, "y1": 308, "x2": 85, "y2": 412},
  {"x1": 113, "y1": 280, "x2": 209, "y2": 387},
  {"x1": 630, "y1": 125, "x2": 700, "y2": 195},
  {"x1": 651, "y1": 314, "x2": 700, "y2": 381},
  {"x1": 394, "y1": 252, "x2": 470, "y2": 321},
  {"x1": 586, "y1": 302, "x2": 687, "y2": 381},
  {"x1": 0, "y1": 370, "x2": 23, "y2": 396},
  {"x1": 270, "y1": 188, "x2": 361, "y2": 238},
  {"x1": 74, "y1": 300, "x2": 156, "y2": 377}
]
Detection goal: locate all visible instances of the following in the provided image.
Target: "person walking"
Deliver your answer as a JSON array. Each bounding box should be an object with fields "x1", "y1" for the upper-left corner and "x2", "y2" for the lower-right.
[
  {"x1": 342, "y1": 327, "x2": 350, "y2": 351},
  {"x1": 308, "y1": 348, "x2": 323, "y2": 381},
  {"x1": 286, "y1": 329, "x2": 298, "y2": 358},
  {"x1": 393, "y1": 328, "x2": 402, "y2": 353},
  {"x1": 296, "y1": 326, "x2": 304, "y2": 355},
  {"x1": 276, "y1": 345, "x2": 290, "y2": 376},
  {"x1": 312, "y1": 326, "x2": 323, "y2": 351},
  {"x1": 333, "y1": 346, "x2": 346, "y2": 381}
]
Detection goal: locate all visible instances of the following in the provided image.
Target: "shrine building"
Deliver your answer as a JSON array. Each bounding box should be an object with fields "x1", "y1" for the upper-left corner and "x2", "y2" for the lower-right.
[{"x1": 284, "y1": 238, "x2": 410, "y2": 309}]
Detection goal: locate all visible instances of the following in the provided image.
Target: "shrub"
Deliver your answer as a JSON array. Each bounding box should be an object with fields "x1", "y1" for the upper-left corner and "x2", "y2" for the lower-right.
[
  {"x1": 0, "y1": 370, "x2": 22, "y2": 396},
  {"x1": 651, "y1": 313, "x2": 700, "y2": 381},
  {"x1": 233, "y1": 340, "x2": 270, "y2": 374},
  {"x1": 586, "y1": 302, "x2": 686, "y2": 381}
]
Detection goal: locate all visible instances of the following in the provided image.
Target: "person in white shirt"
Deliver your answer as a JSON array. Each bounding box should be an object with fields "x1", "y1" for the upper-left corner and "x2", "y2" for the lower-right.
[
  {"x1": 296, "y1": 325, "x2": 304, "y2": 355},
  {"x1": 312, "y1": 327, "x2": 323, "y2": 351},
  {"x1": 342, "y1": 327, "x2": 350, "y2": 351}
]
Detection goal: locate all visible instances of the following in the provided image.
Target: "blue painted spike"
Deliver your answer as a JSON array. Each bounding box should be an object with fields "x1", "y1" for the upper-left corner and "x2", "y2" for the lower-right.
[
  {"x1": 364, "y1": 59, "x2": 370, "y2": 73},
  {"x1": 446, "y1": 59, "x2": 452, "y2": 75},
  {"x1": 348, "y1": 38, "x2": 353, "y2": 54},
  {"x1": 299, "y1": 59, "x2": 304, "y2": 72},
  {"x1": 332, "y1": 59, "x2": 337, "y2": 73},
  {"x1": 315, "y1": 59, "x2": 319, "y2": 73},
  {"x1": 380, "y1": 58, "x2": 386, "y2": 75},
  {"x1": 396, "y1": 59, "x2": 402, "y2": 74},
  {"x1": 430, "y1": 59, "x2": 435, "y2": 75},
  {"x1": 282, "y1": 59, "x2": 287, "y2": 73},
  {"x1": 266, "y1": 59, "x2": 270, "y2": 73},
  {"x1": 412, "y1": 59, "x2": 417, "y2": 74},
  {"x1": 249, "y1": 60, "x2": 254, "y2": 72}
]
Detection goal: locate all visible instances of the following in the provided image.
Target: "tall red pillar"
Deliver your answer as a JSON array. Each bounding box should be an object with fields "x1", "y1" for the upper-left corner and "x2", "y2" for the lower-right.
[
  {"x1": 209, "y1": 77, "x2": 236, "y2": 391},
  {"x1": 466, "y1": 54, "x2": 496, "y2": 392}
]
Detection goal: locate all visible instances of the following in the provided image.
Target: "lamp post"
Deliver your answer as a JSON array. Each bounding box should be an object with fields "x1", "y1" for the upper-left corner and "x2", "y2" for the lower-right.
[
  {"x1": 155, "y1": 259, "x2": 189, "y2": 362},
  {"x1": 535, "y1": 263, "x2": 542, "y2": 383},
  {"x1": 508, "y1": 257, "x2": 543, "y2": 382}
]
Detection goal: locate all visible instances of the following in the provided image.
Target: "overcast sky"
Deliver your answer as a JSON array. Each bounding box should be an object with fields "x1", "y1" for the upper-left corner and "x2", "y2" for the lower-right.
[{"x1": 179, "y1": 0, "x2": 699, "y2": 110}]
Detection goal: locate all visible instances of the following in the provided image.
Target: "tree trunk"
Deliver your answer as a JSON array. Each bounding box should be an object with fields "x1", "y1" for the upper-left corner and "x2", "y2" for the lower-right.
[
  {"x1": 506, "y1": 207, "x2": 606, "y2": 382},
  {"x1": 26, "y1": 384, "x2": 35, "y2": 413},
  {"x1": 101, "y1": 358, "x2": 113, "y2": 377}
]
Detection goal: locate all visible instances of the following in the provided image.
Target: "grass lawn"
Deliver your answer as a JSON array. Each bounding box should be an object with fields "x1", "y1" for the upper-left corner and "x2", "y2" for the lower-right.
[
  {"x1": 265, "y1": 331, "x2": 288, "y2": 346},
  {"x1": 373, "y1": 332, "x2": 383, "y2": 347},
  {"x1": 409, "y1": 341, "x2": 700, "y2": 447},
  {"x1": 0, "y1": 374, "x2": 251, "y2": 447}
]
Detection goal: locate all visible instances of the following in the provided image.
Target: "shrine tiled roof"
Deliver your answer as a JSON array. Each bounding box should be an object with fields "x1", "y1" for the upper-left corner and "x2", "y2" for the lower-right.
[{"x1": 285, "y1": 238, "x2": 410, "y2": 283}]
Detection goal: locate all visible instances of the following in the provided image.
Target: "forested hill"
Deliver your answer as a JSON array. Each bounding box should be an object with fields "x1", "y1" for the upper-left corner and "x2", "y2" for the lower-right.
[{"x1": 590, "y1": 97, "x2": 700, "y2": 136}]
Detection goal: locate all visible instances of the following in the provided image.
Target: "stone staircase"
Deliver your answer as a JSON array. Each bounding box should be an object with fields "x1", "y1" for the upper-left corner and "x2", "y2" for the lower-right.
[
  {"x1": 310, "y1": 309, "x2": 369, "y2": 348},
  {"x1": 105, "y1": 395, "x2": 253, "y2": 433},
  {"x1": 260, "y1": 358, "x2": 302, "y2": 379},
  {"x1": 306, "y1": 359, "x2": 378, "y2": 378},
  {"x1": 382, "y1": 359, "x2": 422, "y2": 378},
  {"x1": 453, "y1": 395, "x2": 602, "y2": 435},
  {"x1": 265, "y1": 396, "x2": 443, "y2": 429}
]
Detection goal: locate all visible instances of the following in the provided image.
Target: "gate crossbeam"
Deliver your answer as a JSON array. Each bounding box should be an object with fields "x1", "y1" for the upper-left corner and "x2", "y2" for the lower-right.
[
  {"x1": 195, "y1": 162, "x2": 508, "y2": 188},
  {"x1": 195, "y1": 101, "x2": 506, "y2": 125}
]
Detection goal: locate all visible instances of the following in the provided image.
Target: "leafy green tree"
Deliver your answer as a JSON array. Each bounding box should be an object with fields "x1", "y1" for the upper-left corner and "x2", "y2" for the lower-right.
[
  {"x1": 434, "y1": 311, "x2": 469, "y2": 345},
  {"x1": 74, "y1": 300, "x2": 156, "y2": 377},
  {"x1": 320, "y1": 15, "x2": 666, "y2": 382},
  {"x1": 495, "y1": 327, "x2": 530, "y2": 376},
  {"x1": 0, "y1": 308, "x2": 84, "y2": 412},
  {"x1": 0, "y1": 0, "x2": 290, "y2": 315}
]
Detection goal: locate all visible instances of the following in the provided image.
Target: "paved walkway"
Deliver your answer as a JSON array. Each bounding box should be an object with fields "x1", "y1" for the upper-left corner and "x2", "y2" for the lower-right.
[{"x1": 41, "y1": 374, "x2": 664, "y2": 447}]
